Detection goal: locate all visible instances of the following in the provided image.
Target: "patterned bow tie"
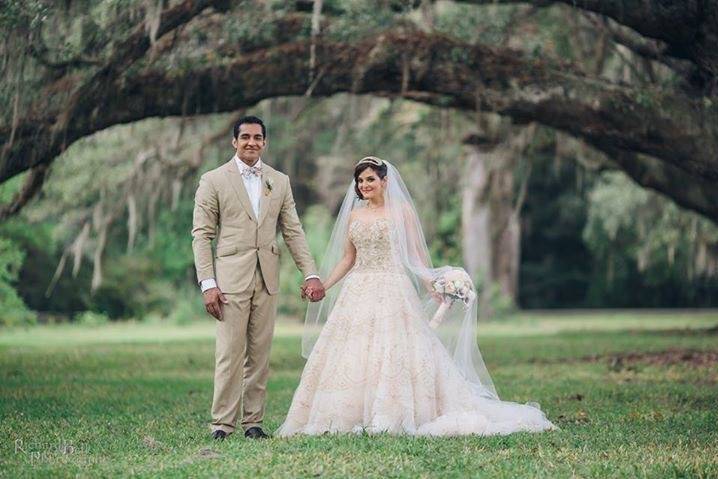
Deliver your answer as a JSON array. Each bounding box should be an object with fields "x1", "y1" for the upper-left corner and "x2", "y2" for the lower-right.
[{"x1": 241, "y1": 164, "x2": 262, "y2": 178}]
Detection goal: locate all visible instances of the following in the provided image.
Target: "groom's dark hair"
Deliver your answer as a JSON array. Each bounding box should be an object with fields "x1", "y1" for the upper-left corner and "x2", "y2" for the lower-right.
[{"x1": 233, "y1": 116, "x2": 266, "y2": 139}]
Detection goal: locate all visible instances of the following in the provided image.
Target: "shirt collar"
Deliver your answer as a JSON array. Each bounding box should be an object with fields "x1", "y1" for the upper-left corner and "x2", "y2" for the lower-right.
[{"x1": 233, "y1": 155, "x2": 262, "y2": 173}]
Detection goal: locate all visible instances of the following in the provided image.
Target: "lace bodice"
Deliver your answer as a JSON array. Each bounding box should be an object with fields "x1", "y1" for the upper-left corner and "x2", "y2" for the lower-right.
[{"x1": 349, "y1": 217, "x2": 400, "y2": 272}]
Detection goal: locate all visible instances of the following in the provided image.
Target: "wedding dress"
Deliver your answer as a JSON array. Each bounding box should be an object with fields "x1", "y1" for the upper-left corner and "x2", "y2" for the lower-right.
[{"x1": 276, "y1": 214, "x2": 556, "y2": 437}]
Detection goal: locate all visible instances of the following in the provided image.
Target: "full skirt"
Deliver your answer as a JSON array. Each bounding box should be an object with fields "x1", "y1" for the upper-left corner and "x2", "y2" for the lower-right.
[{"x1": 276, "y1": 269, "x2": 556, "y2": 437}]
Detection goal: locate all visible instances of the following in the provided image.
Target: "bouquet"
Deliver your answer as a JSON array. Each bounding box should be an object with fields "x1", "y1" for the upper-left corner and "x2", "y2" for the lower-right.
[{"x1": 428, "y1": 269, "x2": 476, "y2": 329}]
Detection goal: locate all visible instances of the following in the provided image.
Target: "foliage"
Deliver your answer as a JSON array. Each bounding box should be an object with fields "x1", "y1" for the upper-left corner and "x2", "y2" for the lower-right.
[
  {"x1": 475, "y1": 270, "x2": 518, "y2": 320},
  {"x1": 323, "y1": 1, "x2": 398, "y2": 42},
  {"x1": 1, "y1": 0, "x2": 717, "y2": 323},
  {"x1": 583, "y1": 172, "x2": 718, "y2": 307},
  {"x1": 434, "y1": 2, "x2": 515, "y2": 45},
  {"x1": 1, "y1": 313, "x2": 716, "y2": 476},
  {"x1": 73, "y1": 310, "x2": 109, "y2": 326},
  {"x1": 0, "y1": 174, "x2": 37, "y2": 325},
  {"x1": 435, "y1": 198, "x2": 463, "y2": 265},
  {"x1": 519, "y1": 150, "x2": 596, "y2": 308},
  {"x1": 278, "y1": 204, "x2": 334, "y2": 318},
  {"x1": 0, "y1": 0, "x2": 48, "y2": 31},
  {"x1": 14, "y1": 116, "x2": 230, "y2": 320},
  {"x1": 168, "y1": 292, "x2": 207, "y2": 325},
  {"x1": 3, "y1": 93, "x2": 718, "y2": 325},
  {"x1": 0, "y1": 236, "x2": 36, "y2": 327}
]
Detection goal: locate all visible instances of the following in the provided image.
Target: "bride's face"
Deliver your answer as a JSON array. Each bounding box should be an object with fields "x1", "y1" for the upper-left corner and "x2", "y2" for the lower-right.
[{"x1": 357, "y1": 168, "x2": 385, "y2": 200}]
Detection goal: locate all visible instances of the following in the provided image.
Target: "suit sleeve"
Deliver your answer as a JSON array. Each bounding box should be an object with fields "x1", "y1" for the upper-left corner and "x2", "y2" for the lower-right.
[
  {"x1": 278, "y1": 176, "x2": 318, "y2": 278},
  {"x1": 191, "y1": 174, "x2": 219, "y2": 284}
]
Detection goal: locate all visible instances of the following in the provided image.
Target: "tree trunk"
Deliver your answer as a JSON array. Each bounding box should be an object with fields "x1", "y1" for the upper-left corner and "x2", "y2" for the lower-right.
[
  {"x1": 462, "y1": 122, "x2": 534, "y2": 305},
  {"x1": 462, "y1": 146, "x2": 492, "y2": 282}
]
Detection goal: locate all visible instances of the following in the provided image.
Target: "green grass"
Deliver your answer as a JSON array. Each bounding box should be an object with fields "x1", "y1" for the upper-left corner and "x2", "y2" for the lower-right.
[{"x1": 1, "y1": 312, "x2": 717, "y2": 478}]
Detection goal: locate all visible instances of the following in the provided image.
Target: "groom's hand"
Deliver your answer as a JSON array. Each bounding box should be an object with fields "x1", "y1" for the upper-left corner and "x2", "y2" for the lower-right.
[
  {"x1": 302, "y1": 278, "x2": 325, "y2": 302},
  {"x1": 203, "y1": 287, "x2": 229, "y2": 320}
]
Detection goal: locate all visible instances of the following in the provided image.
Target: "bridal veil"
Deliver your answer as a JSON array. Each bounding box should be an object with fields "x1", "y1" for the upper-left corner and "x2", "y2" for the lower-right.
[{"x1": 302, "y1": 158, "x2": 498, "y2": 401}]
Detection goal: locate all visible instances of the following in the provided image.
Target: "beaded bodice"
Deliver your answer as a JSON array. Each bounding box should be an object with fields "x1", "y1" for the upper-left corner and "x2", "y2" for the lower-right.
[{"x1": 349, "y1": 218, "x2": 400, "y2": 272}]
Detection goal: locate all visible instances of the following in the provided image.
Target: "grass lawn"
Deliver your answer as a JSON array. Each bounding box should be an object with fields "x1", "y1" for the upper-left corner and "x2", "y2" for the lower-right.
[{"x1": 1, "y1": 311, "x2": 717, "y2": 478}]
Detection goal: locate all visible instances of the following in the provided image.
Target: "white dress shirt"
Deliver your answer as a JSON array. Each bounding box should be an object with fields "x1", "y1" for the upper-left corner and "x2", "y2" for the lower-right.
[
  {"x1": 200, "y1": 156, "x2": 319, "y2": 292},
  {"x1": 236, "y1": 155, "x2": 262, "y2": 218}
]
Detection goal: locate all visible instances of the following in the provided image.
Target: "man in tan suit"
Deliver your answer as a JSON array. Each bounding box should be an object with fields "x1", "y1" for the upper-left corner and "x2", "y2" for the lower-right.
[{"x1": 192, "y1": 116, "x2": 325, "y2": 440}]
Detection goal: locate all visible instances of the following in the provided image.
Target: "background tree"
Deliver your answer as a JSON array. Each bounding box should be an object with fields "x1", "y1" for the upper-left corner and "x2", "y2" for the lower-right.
[{"x1": 2, "y1": 0, "x2": 718, "y2": 324}]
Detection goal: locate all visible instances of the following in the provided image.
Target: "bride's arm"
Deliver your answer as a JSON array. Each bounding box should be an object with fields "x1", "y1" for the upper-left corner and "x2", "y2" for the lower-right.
[{"x1": 323, "y1": 231, "x2": 357, "y2": 291}]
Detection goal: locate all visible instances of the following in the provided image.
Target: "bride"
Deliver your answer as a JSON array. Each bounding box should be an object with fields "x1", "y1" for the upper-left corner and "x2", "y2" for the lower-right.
[{"x1": 277, "y1": 157, "x2": 556, "y2": 437}]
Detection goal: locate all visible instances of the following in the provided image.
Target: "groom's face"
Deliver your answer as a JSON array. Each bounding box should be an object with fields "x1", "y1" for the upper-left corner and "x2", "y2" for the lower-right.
[{"x1": 233, "y1": 123, "x2": 266, "y2": 164}]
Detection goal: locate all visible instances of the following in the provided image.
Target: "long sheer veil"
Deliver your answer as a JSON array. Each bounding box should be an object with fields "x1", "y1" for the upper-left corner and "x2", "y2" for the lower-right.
[{"x1": 302, "y1": 158, "x2": 499, "y2": 401}]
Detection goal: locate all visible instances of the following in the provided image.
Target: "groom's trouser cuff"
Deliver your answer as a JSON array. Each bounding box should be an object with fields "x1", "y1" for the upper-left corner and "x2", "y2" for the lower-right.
[{"x1": 210, "y1": 424, "x2": 235, "y2": 434}]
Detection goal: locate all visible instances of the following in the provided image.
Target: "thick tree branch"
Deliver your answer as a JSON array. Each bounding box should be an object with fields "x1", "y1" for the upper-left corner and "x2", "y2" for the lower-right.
[
  {"x1": 0, "y1": 0, "x2": 229, "y2": 192},
  {"x1": 583, "y1": 15, "x2": 689, "y2": 76},
  {"x1": 456, "y1": 0, "x2": 718, "y2": 82},
  {"x1": 101, "y1": 31, "x2": 718, "y2": 180},
  {"x1": 27, "y1": 44, "x2": 103, "y2": 71},
  {"x1": 58, "y1": 0, "x2": 230, "y2": 127},
  {"x1": 606, "y1": 149, "x2": 718, "y2": 222},
  {"x1": 0, "y1": 164, "x2": 49, "y2": 220},
  {"x1": 1, "y1": 26, "x2": 717, "y2": 223}
]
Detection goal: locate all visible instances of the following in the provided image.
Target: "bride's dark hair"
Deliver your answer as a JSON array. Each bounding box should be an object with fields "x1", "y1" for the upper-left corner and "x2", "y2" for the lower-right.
[{"x1": 354, "y1": 159, "x2": 388, "y2": 200}]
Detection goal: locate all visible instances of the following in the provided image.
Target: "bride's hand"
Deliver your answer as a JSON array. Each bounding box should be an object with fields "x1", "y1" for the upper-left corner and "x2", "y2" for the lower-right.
[{"x1": 424, "y1": 281, "x2": 442, "y2": 304}]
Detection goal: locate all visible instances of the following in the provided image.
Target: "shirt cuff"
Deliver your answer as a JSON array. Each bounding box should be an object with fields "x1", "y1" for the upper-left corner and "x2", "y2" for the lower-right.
[
  {"x1": 200, "y1": 278, "x2": 217, "y2": 292},
  {"x1": 304, "y1": 275, "x2": 320, "y2": 281}
]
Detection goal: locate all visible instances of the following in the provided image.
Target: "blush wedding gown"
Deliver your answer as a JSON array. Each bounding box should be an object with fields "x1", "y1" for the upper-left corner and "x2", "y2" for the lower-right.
[{"x1": 276, "y1": 216, "x2": 556, "y2": 437}]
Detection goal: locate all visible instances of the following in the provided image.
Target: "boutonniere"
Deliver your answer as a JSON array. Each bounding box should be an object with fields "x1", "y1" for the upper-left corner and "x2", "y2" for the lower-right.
[{"x1": 264, "y1": 178, "x2": 274, "y2": 196}]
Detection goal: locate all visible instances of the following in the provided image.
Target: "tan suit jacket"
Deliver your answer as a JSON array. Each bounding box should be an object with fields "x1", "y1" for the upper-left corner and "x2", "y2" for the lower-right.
[{"x1": 192, "y1": 159, "x2": 317, "y2": 294}]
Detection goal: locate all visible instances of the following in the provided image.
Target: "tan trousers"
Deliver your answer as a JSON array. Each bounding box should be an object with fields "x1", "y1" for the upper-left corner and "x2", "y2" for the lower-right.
[{"x1": 210, "y1": 266, "x2": 277, "y2": 434}]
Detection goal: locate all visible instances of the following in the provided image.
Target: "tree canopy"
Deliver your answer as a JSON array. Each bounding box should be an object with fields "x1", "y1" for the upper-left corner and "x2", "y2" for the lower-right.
[{"x1": 1, "y1": 0, "x2": 717, "y2": 221}]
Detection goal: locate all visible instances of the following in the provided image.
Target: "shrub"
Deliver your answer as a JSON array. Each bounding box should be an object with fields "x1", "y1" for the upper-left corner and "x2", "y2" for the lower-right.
[
  {"x1": 74, "y1": 310, "x2": 110, "y2": 326},
  {"x1": 0, "y1": 237, "x2": 37, "y2": 327}
]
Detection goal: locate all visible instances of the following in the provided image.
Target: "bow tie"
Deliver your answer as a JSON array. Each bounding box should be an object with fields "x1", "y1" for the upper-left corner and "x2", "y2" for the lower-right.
[{"x1": 241, "y1": 164, "x2": 262, "y2": 178}]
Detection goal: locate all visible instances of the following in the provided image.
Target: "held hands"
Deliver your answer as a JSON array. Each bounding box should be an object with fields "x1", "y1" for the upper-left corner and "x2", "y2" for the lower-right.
[
  {"x1": 300, "y1": 278, "x2": 326, "y2": 302},
  {"x1": 203, "y1": 287, "x2": 229, "y2": 320}
]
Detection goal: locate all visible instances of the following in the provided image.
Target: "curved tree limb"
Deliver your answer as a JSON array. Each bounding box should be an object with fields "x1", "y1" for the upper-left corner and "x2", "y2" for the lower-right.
[
  {"x1": 455, "y1": 0, "x2": 718, "y2": 82},
  {"x1": 0, "y1": 163, "x2": 49, "y2": 221},
  {"x1": 0, "y1": 0, "x2": 229, "y2": 189},
  {"x1": 1, "y1": 26, "x2": 716, "y2": 221},
  {"x1": 78, "y1": 31, "x2": 718, "y2": 178}
]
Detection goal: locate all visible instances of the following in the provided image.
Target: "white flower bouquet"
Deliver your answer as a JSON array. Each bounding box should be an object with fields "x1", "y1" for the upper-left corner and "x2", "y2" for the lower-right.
[{"x1": 429, "y1": 269, "x2": 476, "y2": 329}]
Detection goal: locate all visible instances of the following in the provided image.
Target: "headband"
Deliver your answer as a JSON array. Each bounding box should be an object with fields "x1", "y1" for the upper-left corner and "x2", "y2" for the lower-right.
[{"x1": 355, "y1": 156, "x2": 385, "y2": 167}]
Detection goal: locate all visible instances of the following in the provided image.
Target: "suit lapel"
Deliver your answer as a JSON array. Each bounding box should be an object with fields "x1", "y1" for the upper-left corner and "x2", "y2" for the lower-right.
[
  {"x1": 257, "y1": 166, "x2": 275, "y2": 226},
  {"x1": 225, "y1": 159, "x2": 258, "y2": 223}
]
